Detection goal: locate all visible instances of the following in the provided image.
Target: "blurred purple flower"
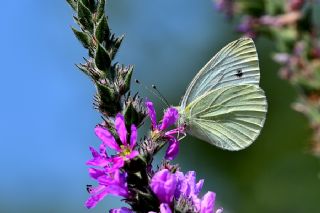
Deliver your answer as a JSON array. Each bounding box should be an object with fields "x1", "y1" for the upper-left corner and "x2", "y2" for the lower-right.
[
  {"x1": 288, "y1": 0, "x2": 305, "y2": 11},
  {"x1": 273, "y1": 53, "x2": 291, "y2": 64},
  {"x1": 237, "y1": 16, "x2": 257, "y2": 38},
  {"x1": 214, "y1": 0, "x2": 235, "y2": 18},
  {"x1": 145, "y1": 101, "x2": 183, "y2": 160}
]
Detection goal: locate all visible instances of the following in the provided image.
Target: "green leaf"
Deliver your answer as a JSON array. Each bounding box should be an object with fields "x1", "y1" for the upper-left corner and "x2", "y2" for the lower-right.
[
  {"x1": 96, "y1": 83, "x2": 114, "y2": 103},
  {"x1": 114, "y1": 35, "x2": 124, "y2": 50},
  {"x1": 77, "y1": 1, "x2": 94, "y2": 32},
  {"x1": 95, "y1": 16, "x2": 110, "y2": 42},
  {"x1": 95, "y1": 44, "x2": 111, "y2": 72},
  {"x1": 96, "y1": 84, "x2": 120, "y2": 116},
  {"x1": 96, "y1": 0, "x2": 106, "y2": 20},
  {"x1": 122, "y1": 66, "x2": 133, "y2": 94},
  {"x1": 123, "y1": 102, "x2": 137, "y2": 128},
  {"x1": 75, "y1": 63, "x2": 90, "y2": 76},
  {"x1": 123, "y1": 95, "x2": 147, "y2": 128},
  {"x1": 110, "y1": 35, "x2": 124, "y2": 59},
  {"x1": 81, "y1": 0, "x2": 96, "y2": 13},
  {"x1": 71, "y1": 27, "x2": 91, "y2": 49},
  {"x1": 66, "y1": 0, "x2": 78, "y2": 11}
]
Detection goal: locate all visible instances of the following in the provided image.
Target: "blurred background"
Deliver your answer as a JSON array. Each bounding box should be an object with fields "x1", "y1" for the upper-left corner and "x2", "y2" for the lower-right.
[{"x1": 1, "y1": 0, "x2": 320, "y2": 212}]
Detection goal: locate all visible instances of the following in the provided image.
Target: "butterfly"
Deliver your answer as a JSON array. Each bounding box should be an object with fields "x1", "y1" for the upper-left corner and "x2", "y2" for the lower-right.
[{"x1": 177, "y1": 37, "x2": 267, "y2": 151}]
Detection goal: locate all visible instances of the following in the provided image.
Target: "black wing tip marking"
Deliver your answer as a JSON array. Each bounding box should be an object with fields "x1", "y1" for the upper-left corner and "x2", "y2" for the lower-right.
[{"x1": 235, "y1": 69, "x2": 243, "y2": 78}]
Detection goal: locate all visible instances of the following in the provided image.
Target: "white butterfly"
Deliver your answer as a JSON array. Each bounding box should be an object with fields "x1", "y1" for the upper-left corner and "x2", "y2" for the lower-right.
[{"x1": 178, "y1": 37, "x2": 267, "y2": 151}]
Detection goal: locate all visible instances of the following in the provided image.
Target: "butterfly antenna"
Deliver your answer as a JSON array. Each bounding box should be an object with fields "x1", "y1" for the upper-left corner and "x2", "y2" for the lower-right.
[
  {"x1": 152, "y1": 85, "x2": 170, "y2": 107},
  {"x1": 135, "y1": 79, "x2": 169, "y2": 107}
]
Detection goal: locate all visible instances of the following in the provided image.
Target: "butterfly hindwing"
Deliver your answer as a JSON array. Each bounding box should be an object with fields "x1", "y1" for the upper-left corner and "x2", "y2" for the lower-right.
[
  {"x1": 181, "y1": 38, "x2": 260, "y2": 108},
  {"x1": 185, "y1": 84, "x2": 267, "y2": 150}
]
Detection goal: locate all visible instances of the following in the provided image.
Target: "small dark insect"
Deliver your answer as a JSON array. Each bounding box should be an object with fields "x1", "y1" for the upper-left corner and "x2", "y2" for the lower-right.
[
  {"x1": 86, "y1": 185, "x2": 93, "y2": 193},
  {"x1": 235, "y1": 69, "x2": 243, "y2": 78}
]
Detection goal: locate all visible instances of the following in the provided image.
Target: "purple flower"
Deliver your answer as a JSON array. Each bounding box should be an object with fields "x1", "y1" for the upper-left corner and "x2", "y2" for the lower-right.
[
  {"x1": 174, "y1": 171, "x2": 221, "y2": 213},
  {"x1": 94, "y1": 113, "x2": 139, "y2": 169},
  {"x1": 174, "y1": 171, "x2": 204, "y2": 202},
  {"x1": 145, "y1": 101, "x2": 183, "y2": 160},
  {"x1": 150, "y1": 169, "x2": 177, "y2": 204},
  {"x1": 146, "y1": 101, "x2": 179, "y2": 132},
  {"x1": 85, "y1": 114, "x2": 139, "y2": 209},
  {"x1": 85, "y1": 169, "x2": 129, "y2": 209},
  {"x1": 150, "y1": 169, "x2": 222, "y2": 213}
]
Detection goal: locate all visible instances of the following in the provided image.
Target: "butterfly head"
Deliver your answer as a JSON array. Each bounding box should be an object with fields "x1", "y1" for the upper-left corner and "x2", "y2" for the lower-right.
[{"x1": 175, "y1": 106, "x2": 190, "y2": 131}]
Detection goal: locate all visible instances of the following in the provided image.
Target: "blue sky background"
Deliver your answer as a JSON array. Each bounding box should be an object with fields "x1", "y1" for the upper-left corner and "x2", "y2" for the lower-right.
[{"x1": 1, "y1": 1, "x2": 320, "y2": 213}]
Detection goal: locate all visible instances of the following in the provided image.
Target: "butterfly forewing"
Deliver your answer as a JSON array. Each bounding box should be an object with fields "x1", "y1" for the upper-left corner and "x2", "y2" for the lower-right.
[
  {"x1": 186, "y1": 85, "x2": 267, "y2": 150},
  {"x1": 181, "y1": 38, "x2": 260, "y2": 108}
]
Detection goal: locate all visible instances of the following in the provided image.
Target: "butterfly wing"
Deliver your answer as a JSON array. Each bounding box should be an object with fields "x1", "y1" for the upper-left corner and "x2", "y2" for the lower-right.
[
  {"x1": 185, "y1": 85, "x2": 267, "y2": 150},
  {"x1": 181, "y1": 37, "x2": 260, "y2": 109}
]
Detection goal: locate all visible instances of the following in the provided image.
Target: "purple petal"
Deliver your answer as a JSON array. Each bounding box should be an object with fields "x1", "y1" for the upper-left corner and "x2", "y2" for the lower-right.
[
  {"x1": 115, "y1": 114, "x2": 128, "y2": 145},
  {"x1": 97, "y1": 175, "x2": 114, "y2": 185},
  {"x1": 113, "y1": 169, "x2": 127, "y2": 186},
  {"x1": 110, "y1": 207, "x2": 133, "y2": 213},
  {"x1": 89, "y1": 146, "x2": 100, "y2": 158},
  {"x1": 127, "y1": 150, "x2": 139, "y2": 160},
  {"x1": 108, "y1": 170, "x2": 129, "y2": 197},
  {"x1": 150, "y1": 169, "x2": 177, "y2": 204},
  {"x1": 97, "y1": 170, "x2": 129, "y2": 197},
  {"x1": 86, "y1": 147, "x2": 109, "y2": 167},
  {"x1": 130, "y1": 124, "x2": 137, "y2": 149},
  {"x1": 108, "y1": 156, "x2": 125, "y2": 171},
  {"x1": 107, "y1": 184, "x2": 129, "y2": 197},
  {"x1": 95, "y1": 126, "x2": 120, "y2": 151},
  {"x1": 99, "y1": 143, "x2": 107, "y2": 157},
  {"x1": 88, "y1": 168, "x2": 105, "y2": 180},
  {"x1": 85, "y1": 186, "x2": 108, "y2": 209},
  {"x1": 160, "y1": 107, "x2": 179, "y2": 131},
  {"x1": 216, "y1": 208, "x2": 224, "y2": 213},
  {"x1": 160, "y1": 203, "x2": 172, "y2": 213},
  {"x1": 180, "y1": 171, "x2": 195, "y2": 198},
  {"x1": 195, "y1": 179, "x2": 204, "y2": 195},
  {"x1": 165, "y1": 138, "x2": 179, "y2": 161},
  {"x1": 145, "y1": 100, "x2": 157, "y2": 129},
  {"x1": 174, "y1": 171, "x2": 203, "y2": 202},
  {"x1": 173, "y1": 171, "x2": 185, "y2": 198},
  {"x1": 200, "y1": 192, "x2": 216, "y2": 213}
]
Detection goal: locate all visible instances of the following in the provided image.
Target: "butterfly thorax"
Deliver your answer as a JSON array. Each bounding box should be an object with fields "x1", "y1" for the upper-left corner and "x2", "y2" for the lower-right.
[
  {"x1": 150, "y1": 129, "x2": 163, "y2": 142},
  {"x1": 175, "y1": 106, "x2": 191, "y2": 130}
]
